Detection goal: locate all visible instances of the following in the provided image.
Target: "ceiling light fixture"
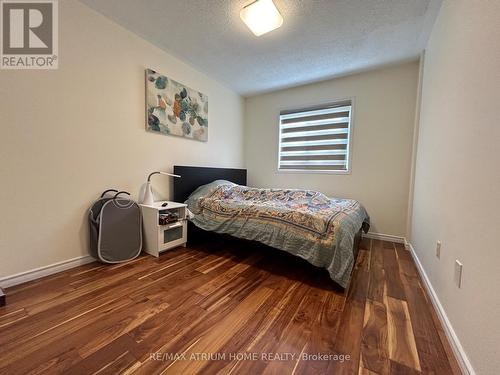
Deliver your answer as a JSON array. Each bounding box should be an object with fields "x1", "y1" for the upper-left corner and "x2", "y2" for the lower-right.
[{"x1": 240, "y1": 0, "x2": 283, "y2": 37}]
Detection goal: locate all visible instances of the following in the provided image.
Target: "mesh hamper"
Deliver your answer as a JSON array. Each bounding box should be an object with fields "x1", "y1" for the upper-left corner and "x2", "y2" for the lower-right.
[{"x1": 89, "y1": 189, "x2": 142, "y2": 263}]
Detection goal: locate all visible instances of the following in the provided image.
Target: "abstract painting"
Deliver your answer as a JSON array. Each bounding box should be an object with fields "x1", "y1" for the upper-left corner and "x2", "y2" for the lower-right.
[{"x1": 146, "y1": 68, "x2": 208, "y2": 142}]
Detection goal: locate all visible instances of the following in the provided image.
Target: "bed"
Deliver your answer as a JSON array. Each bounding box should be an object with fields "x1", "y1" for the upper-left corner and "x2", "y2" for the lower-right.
[{"x1": 173, "y1": 165, "x2": 370, "y2": 288}]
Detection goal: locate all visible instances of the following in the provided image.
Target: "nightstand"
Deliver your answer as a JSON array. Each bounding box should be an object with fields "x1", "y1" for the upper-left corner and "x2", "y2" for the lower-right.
[{"x1": 139, "y1": 201, "x2": 188, "y2": 257}]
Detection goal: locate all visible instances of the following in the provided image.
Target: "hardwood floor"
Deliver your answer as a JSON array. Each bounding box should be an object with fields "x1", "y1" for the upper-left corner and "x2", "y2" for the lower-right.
[{"x1": 0, "y1": 236, "x2": 460, "y2": 375}]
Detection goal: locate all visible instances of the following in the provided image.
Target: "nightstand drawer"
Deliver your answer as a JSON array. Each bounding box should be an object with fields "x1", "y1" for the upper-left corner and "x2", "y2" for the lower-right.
[{"x1": 158, "y1": 220, "x2": 187, "y2": 252}]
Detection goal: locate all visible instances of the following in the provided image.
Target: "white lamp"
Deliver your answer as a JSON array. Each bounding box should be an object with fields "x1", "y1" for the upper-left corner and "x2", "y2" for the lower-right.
[
  {"x1": 139, "y1": 171, "x2": 181, "y2": 206},
  {"x1": 240, "y1": 0, "x2": 283, "y2": 36}
]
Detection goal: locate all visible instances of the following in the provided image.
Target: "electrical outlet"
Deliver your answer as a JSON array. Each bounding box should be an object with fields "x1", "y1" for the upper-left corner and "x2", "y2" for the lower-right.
[
  {"x1": 454, "y1": 260, "x2": 463, "y2": 288},
  {"x1": 436, "y1": 241, "x2": 441, "y2": 259}
]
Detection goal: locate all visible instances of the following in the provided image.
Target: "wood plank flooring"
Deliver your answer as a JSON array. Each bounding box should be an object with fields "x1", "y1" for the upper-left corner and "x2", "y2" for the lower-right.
[{"x1": 0, "y1": 236, "x2": 461, "y2": 375}]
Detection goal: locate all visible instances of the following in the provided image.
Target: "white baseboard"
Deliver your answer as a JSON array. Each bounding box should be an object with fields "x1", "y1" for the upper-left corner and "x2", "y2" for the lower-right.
[
  {"x1": 406, "y1": 241, "x2": 475, "y2": 375},
  {"x1": 0, "y1": 255, "x2": 95, "y2": 289},
  {"x1": 363, "y1": 232, "x2": 406, "y2": 244}
]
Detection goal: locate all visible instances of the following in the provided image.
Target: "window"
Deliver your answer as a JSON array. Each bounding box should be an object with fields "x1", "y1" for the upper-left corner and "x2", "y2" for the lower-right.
[{"x1": 278, "y1": 100, "x2": 352, "y2": 173}]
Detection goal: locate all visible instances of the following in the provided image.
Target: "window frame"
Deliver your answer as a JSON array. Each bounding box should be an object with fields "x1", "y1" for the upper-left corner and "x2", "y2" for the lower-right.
[{"x1": 276, "y1": 97, "x2": 355, "y2": 175}]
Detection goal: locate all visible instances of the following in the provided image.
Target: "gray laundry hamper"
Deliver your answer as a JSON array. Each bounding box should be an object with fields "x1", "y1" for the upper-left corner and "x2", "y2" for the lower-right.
[{"x1": 89, "y1": 189, "x2": 142, "y2": 263}]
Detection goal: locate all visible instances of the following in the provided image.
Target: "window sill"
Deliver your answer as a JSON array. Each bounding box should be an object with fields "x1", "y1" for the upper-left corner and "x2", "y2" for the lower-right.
[{"x1": 277, "y1": 169, "x2": 351, "y2": 175}]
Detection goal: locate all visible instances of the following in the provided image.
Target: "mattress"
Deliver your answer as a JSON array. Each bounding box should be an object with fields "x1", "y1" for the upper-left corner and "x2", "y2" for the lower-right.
[{"x1": 186, "y1": 180, "x2": 370, "y2": 287}]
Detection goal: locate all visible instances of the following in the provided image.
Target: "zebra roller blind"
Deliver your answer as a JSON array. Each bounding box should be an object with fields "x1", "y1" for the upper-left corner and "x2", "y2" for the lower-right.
[{"x1": 278, "y1": 101, "x2": 352, "y2": 172}]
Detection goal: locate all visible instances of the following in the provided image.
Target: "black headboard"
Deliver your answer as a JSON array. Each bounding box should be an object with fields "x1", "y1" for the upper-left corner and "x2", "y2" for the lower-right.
[{"x1": 173, "y1": 165, "x2": 247, "y2": 203}]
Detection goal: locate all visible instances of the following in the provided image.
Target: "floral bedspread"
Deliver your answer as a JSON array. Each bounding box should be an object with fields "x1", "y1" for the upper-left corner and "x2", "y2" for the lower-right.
[{"x1": 186, "y1": 180, "x2": 370, "y2": 287}]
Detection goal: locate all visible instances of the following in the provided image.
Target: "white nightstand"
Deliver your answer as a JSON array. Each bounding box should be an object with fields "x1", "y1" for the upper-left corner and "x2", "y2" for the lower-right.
[{"x1": 139, "y1": 201, "x2": 188, "y2": 257}]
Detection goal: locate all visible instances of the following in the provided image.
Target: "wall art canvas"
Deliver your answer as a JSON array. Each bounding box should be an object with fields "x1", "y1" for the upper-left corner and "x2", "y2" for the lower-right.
[{"x1": 146, "y1": 68, "x2": 208, "y2": 142}]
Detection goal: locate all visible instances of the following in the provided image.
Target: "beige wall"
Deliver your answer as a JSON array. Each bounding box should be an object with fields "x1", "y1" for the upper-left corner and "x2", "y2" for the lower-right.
[
  {"x1": 410, "y1": 1, "x2": 500, "y2": 374},
  {"x1": 0, "y1": 0, "x2": 244, "y2": 278},
  {"x1": 244, "y1": 62, "x2": 419, "y2": 237}
]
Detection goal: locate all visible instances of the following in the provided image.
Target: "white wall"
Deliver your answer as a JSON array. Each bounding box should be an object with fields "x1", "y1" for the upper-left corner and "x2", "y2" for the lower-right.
[
  {"x1": 245, "y1": 62, "x2": 419, "y2": 237},
  {"x1": 0, "y1": 0, "x2": 244, "y2": 279},
  {"x1": 410, "y1": 1, "x2": 500, "y2": 374}
]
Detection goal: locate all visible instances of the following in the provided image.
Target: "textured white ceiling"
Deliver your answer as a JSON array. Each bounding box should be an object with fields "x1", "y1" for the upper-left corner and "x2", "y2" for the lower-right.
[{"x1": 79, "y1": 0, "x2": 442, "y2": 96}]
